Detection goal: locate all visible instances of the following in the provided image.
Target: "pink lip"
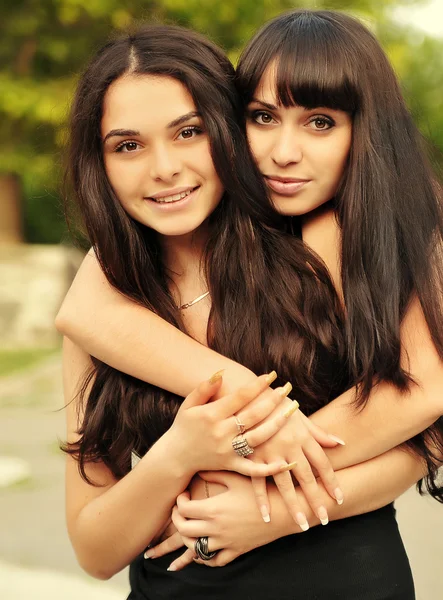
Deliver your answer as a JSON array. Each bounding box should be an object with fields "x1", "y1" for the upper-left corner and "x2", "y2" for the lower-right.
[
  {"x1": 265, "y1": 176, "x2": 310, "y2": 196},
  {"x1": 144, "y1": 186, "x2": 200, "y2": 211},
  {"x1": 147, "y1": 186, "x2": 198, "y2": 200}
]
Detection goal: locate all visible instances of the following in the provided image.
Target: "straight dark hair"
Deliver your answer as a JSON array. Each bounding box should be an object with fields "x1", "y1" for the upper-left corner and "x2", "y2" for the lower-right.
[
  {"x1": 62, "y1": 25, "x2": 347, "y2": 483},
  {"x1": 236, "y1": 9, "x2": 443, "y2": 501}
]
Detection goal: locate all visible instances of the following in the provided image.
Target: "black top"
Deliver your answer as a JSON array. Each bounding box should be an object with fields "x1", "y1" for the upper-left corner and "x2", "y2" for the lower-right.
[{"x1": 128, "y1": 503, "x2": 415, "y2": 600}]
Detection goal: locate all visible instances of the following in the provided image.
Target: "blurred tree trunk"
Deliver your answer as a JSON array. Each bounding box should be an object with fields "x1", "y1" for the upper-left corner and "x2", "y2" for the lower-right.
[{"x1": 0, "y1": 173, "x2": 24, "y2": 244}]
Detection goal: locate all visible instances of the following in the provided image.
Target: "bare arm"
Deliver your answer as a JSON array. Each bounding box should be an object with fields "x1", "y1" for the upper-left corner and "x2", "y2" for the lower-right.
[
  {"x1": 63, "y1": 337, "x2": 195, "y2": 579},
  {"x1": 63, "y1": 339, "x2": 290, "y2": 579},
  {"x1": 160, "y1": 446, "x2": 425, "y2": 570},
  {"x1": 57, "y1": 252, "x2": 443, "y2": 471}
]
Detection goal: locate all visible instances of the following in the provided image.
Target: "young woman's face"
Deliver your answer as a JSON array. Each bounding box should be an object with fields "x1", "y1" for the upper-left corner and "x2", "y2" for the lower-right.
[
  {"x1": 101, "y1": 74, "x2": 224, "y2": 238},
  {"x1": 246, "y1": 65, "x2": 352, "y2": 216}
]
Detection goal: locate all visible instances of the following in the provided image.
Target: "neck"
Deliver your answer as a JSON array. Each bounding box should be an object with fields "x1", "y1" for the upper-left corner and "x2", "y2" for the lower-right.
[{"x1": 159, "y1": 225, "x2": 208, "y2": 284}]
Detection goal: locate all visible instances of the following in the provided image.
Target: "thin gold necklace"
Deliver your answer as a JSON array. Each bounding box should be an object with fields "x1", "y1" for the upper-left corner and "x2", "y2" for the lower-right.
[{"x1": 177, "y1": 290, "x2": 210, "y2": 310}]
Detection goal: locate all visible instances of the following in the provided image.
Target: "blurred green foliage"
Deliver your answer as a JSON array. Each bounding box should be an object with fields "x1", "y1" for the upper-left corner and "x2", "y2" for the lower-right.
[{"x1": 0, "y1": 0, "x2": 441, "y2": 243}]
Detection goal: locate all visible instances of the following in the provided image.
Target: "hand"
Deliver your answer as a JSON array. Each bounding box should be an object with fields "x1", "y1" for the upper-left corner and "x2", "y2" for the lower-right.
[
  {"x1": 165, "y1": 371, "x2": 294, "y2": 478},
  {"x1": 150, "y1": 471, "x2": 285, "y2": 571},
  {"x1": 249, "y1": 400, "x2": 344, "y2": 529}
]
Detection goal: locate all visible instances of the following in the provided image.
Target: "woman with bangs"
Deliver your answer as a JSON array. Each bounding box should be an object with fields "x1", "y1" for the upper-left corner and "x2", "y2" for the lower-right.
[{"x1": 59, "y1": 10, "x2": 442, "y2": 600}]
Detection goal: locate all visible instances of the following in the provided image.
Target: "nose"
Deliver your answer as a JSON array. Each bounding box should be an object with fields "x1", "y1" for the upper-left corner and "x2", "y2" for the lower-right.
[
  {"x1": 149, "y1": 144, "x2": 181, "y2": 182},
  {"x1": 270, "y1": 129, "x2": 303, "y2": 167}
]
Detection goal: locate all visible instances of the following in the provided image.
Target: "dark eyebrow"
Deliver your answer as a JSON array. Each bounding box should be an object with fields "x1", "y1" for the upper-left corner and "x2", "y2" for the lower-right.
[
  {"x1": 103, "y1": 129, "x2": 140, "y2": 144},
  {"x1": 102, "y1": 112, "x2": 201, "y2": 144},
  {"x1": 167, "y1": 111, "x2": 201, "y2": 129},
  {"x1": 249, "y1": 98, "x2": 278, "y2": 111}
]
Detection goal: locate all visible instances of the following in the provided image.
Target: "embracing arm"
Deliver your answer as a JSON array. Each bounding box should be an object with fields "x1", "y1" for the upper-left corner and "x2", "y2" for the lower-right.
[
  {"x1": 63, "y1": 339, "x2": 287, "y2": 579},
  {"x1": 57, "y1": 252, "x2": 443, "y2": 471},
  {"x1": 157, "y1": 446, "x2": 425, "y2": 570},
  {"x1": 56, "y1": 251, "x2": 256, "y2": 397},
  {"x1": 63, "y1": 338, "x2": 195, "y2": 579}
]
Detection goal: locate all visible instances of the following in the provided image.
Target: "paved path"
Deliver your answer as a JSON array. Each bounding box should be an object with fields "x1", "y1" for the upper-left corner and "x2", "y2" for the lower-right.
[{"x1": 0, "y1": 354, "x2": 441, "y2": 599}]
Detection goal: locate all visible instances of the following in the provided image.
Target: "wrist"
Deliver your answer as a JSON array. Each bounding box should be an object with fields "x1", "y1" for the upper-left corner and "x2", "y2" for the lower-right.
[{"x1": 152, "y1": 429, "x2": 197, "y2": 483}]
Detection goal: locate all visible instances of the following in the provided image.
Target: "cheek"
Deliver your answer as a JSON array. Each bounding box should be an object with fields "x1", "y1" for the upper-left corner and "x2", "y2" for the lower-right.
[{"x1": 246, "y1": 127, "x2": 263, "y2": 161}]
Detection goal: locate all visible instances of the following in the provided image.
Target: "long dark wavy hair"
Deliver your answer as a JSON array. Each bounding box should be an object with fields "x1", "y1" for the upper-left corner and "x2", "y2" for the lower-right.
[
  {"x1": 236, "y1": 9, "x2": 443, "y2": 501},
  {"x1": 62, "y1": 25, "x2": 347, "y2": 483}
]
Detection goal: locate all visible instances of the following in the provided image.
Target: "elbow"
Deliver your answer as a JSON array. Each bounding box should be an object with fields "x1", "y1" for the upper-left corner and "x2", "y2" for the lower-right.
[
  {"x1": 75, "y1": 548, "x2": 121, "y2": 581},
  {"x1": 55, "y1": 306, "x2": 71, "y2": 335}
]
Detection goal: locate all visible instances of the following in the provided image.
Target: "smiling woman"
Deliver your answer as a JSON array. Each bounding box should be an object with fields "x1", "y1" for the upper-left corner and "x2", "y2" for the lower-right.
[
  {"x1": 101, "y1": 76, "x2": 223, "y2": 237},
  {"x1": 246, "y1": 66, "x2": 352, "y2": 216}
]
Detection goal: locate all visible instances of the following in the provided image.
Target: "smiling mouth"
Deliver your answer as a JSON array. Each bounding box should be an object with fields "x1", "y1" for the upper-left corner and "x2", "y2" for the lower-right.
[{"x1": 148, "y1": 186, "x2": 199, "y2": 204}]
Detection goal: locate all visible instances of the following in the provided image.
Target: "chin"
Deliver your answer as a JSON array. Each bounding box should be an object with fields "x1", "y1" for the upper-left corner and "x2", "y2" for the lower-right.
[{"x1": 272, "y1": 197, "x2": 328, "y2": 217}]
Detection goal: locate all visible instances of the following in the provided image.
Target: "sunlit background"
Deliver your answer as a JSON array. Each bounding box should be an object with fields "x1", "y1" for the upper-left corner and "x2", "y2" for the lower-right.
[{"x1": 0, "y1": 0, "x2": 442, "y2": 598}]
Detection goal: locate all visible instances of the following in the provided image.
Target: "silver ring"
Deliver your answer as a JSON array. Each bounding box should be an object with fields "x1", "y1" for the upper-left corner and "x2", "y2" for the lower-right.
[
  {"x1": 194, "y1": 536, "x2": 217, "y2": 561},
  {"x1": 232, "y1": 433, "x2": 254, "y2": 457}
]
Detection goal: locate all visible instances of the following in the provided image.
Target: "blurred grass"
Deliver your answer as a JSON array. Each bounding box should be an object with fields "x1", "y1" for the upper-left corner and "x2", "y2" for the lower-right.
[{"x1": 0, "y1": 348, "x2": 59, "y2": 377}]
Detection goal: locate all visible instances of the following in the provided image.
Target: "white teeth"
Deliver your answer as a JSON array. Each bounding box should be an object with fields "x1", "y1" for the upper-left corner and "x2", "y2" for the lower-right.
[{"x1": 153, "y1": 189, "x2": 194, "y2": 203}]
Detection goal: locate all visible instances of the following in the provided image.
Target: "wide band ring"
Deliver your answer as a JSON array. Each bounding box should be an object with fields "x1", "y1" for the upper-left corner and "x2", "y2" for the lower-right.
[
  {"x1": 232, "y1": 433, "x2": 254, "y2": 457},
  {"x1": 194, "y1": 536, "x2": 217, "y2": 561}
]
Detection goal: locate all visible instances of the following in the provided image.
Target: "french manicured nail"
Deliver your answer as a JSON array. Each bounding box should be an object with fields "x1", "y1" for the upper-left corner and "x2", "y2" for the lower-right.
[
  {"x1": 266, "y1": 370, "x2": 278, "y2": 384},
  {"x1": 260, "y1": 505, "x2": 271, "y2": 523},
  {"x1": 328, "y1": 434, "x2": 346, "y2": 446},
  {"x1": 279, "y1": 460, "x2": 298, "y2": 472},
  {"x1": 279, "y1": 382, "x2": 293, "y2": 398},
  {"x1": 296, "y1": 512, "x2": 309, "y2": 531},
  {"x1": 209, "y1": 369, "x2": 225, "y2": 384},
  {"x1": 318, "y1": 506, "x2": 329, "y2": 525},
  {"x1": 144, "y1": 549, "x2": 155, "y2": 559},
  {"x1": 167, "y1": 563, "x2": 177, "y2": 572},
  {"x1": 283, "y1": 399, "x2": 300, "y2": 418},
  {"x1": 335, "y1": 487, "x2": 344, "y2": 505}
]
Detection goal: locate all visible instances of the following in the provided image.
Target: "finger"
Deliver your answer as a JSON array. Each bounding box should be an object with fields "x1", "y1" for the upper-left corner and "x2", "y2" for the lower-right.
[
  {"x1": 145, "y1": 531, "x2": 184, "y2": 559},
  {"x1": 216, "y1": 372, "x2": 277, "y2": 418},
  {"x1": 236, "y1": 384, "x2": 287, "y2": 430},
  {"x1": 290, "y1": 453, "x2": 329, "y2": 526},
  {"x1": 231, "y1": 456, "x2": 287, "y2": 478},
  {"x1": 303, "y1": 439, "x2": 344, "y2": 505},
  {"x1": 193, "y1": 549, "x2": 237, "y2": 568},
  {"x1": 246, "y1": 398, "x2": 297, "y2": 448},
  {"x1": 301, "y1": 413, "x2": 345, "y2": 447},
  {"x1": 168, "y1": 548, "x2": 196, "y2": 572},
  {"x1": 177, "y1": 493, "x2": 213, "y2": 520},
  {"x1": 273, "y1": 470, "x2": 310, "y2": 532},
  {"x1": 179, "y1": 373, "x2": 224, "y2": 410},
  {"x1": 250, "y1": 476, "x2": 271, "y2": 523}
]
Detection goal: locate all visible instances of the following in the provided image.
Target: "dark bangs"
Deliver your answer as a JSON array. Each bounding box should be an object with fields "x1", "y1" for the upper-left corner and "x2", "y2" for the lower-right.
[{"x1": 236, "y1": 10, "x2": 360, "y2": 114}]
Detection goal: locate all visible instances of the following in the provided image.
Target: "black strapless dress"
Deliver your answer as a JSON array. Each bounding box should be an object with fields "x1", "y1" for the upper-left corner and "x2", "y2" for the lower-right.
[{"x1": 128, "y1": 502, "x2": 414, "y2": 599}]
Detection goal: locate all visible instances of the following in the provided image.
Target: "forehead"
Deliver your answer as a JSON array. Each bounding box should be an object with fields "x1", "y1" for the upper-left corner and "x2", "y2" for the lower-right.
[{"x1": 101, "y1": 74, "x2": 196, "y2": 134}]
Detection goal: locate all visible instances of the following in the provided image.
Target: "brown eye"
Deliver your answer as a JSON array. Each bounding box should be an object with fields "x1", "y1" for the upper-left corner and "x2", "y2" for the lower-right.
[
  {"x1": 308, "y1": 116, "x2": 334, "y2": 131},
  {"x1": 177, "y1": 126, "x2": 202, "y2": 140},
  {"x1": 116, "y1": 141, "x2": 140, "y2": 153},
  {"x1": 255, "y1": 111, "x2": 275, "y2": 125}
]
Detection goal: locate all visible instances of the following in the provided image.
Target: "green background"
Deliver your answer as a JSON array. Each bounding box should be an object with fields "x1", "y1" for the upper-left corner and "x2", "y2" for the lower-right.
[{"x1": 1, "y1": 0, "x2": 442, "y2": 243}]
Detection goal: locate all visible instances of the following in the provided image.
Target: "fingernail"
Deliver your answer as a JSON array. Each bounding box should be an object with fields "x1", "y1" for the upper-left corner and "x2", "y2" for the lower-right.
[
  {"x1": 144, "y1": 549, "x2": 155, "y2": 559},
  {"x1": 266, "y1": 370, "x2": 278, "y2": 384},
  {"x1": 335, "y1": 487, "x2": 344, "y2": 505},
  {"x1": 328, "y1": 434, "x2": 346, "y2": 446},
  {"x1": 318, "y1": 506, "x2": 329, "y2": 525},
  {"x1": 279, "y1": 381, "x2": 293, "y2": 398},
  {"x1": 296, "y1": 512, "x2": 309, "y2": 531},
  {"x1": 279, "y1": 460, "x2": 297, "y2": 472},
  {"x1": 260, "y1": 505, "x2": 271, "y2": 523},
  {"x1": 209, "y1": 369, "x2": 225, "y2": 384},
  {"x1": 167, "y1": 564, "x2": 177, "y2": 572},
  {"x1": 283, "y1": 399, "x2": 300, "y2": 418}
]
